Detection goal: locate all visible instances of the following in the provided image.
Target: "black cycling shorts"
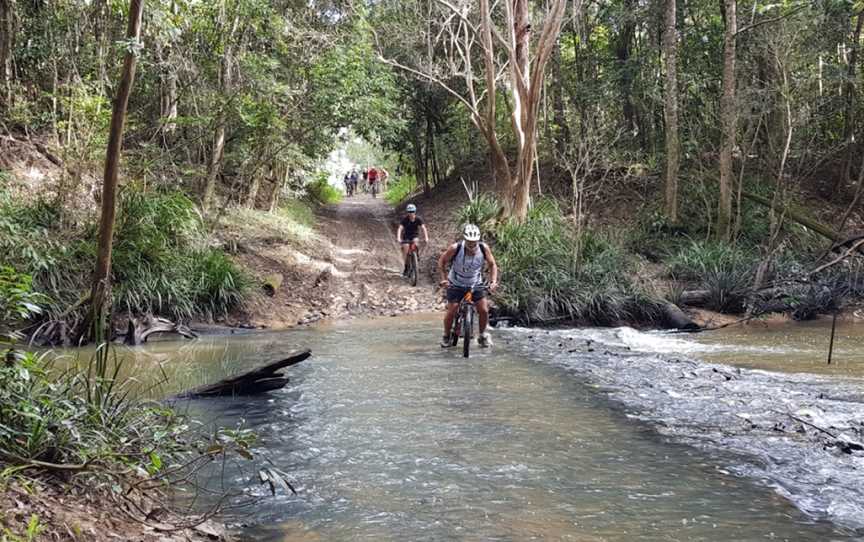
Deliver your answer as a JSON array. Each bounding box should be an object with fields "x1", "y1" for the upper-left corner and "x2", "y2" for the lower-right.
[{"x1": 447, "y1": 285, "x2": 486, "y2": 303}]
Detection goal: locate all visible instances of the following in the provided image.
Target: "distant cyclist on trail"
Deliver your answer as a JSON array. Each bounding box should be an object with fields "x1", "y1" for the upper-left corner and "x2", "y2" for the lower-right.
[
  {"x1": 367, "y1": 166, "x2": 379, "y2": 196},
  {"x1": 437, "y1": 224, "x2": 498, "y2": 349},
  {"x1": 349, "y1": 168, "x2": 359, "y2": 195},
  {"x1": 396, "y1": 203, "x2": 429, "y2": 276},
  {"x1": 343, "y1": 172, "x2": 353, "y2": 197}
]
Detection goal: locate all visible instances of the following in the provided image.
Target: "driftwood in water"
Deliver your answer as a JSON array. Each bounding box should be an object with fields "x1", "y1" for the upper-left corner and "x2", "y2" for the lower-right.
[
  {"x1": 175, "y1": 349, "x2": 311, "y2": 398},
  {"x1": 124, "y1": 315, "x2": 198, "y2": 346}
]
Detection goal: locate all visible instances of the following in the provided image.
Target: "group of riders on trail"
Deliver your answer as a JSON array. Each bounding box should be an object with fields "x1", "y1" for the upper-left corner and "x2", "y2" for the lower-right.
[
  {"x1": 343, "y1": 166, "x2": 388, "y2": 197},
  {"x1": 395, "y1": 204, "x2": 499, "y2": 350}
]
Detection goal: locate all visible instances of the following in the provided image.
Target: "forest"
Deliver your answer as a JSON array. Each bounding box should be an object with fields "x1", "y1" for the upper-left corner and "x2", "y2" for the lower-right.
[{"x1": 2, "y1": 0, "x2": 864, "y2": 539}]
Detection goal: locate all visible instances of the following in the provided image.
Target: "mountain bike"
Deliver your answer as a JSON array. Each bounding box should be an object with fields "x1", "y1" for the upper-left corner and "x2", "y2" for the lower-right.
[
  {"x1": 449, "y1": 286, "x2": 478, "y2": 358},
  {"x1": 370, "y1": 180, "x2": 378, "y2": 198},
  {"x1": 404, "y1": 241, "x2": 420, "y2": 286}
]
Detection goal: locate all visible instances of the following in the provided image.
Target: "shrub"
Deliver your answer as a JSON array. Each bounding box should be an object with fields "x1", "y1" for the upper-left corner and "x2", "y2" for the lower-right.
[
  {"x1": 489, "y1": 199, "x2": 664, "y2": 325},
  {"x1": 305, "y1": 173, "x2": 342, "y2": 205},
  {"x1": 0, "y1": 348, "x2": 262, "y2": 516},
  {"x1": 666, "y1": 241, "x2": 757, "y2": 313},
  {"x1": 385, "y1": 174, "x2": 417, "y2": 204},
  {"x1": 112, "y1": 188, "x2": 248, "y2": 321},
  {"x1": 0, "y1": 185, "x2": 247, "y2": 326},
  {"x1": 666, "y1": 240, "x2": 755, "y2": 281},
  {"x1": 453, "y1": 193, "x2": 501, "y2": 235},
  {"x1": 0, "y1": 268, "x2": 47, "y2": 345}
]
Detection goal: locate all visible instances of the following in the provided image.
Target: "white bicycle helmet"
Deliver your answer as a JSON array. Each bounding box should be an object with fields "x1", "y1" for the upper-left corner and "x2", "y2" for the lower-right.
[
  {"x1": 463, "y1": 223, "x2": 481, "y2": 241},
  {"x1": 406, "y1": 204, "x2": 417, "y2": 213}
]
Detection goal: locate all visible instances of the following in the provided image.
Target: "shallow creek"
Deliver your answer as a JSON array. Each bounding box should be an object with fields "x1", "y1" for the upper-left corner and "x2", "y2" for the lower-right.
[{"x1": 115, "y1": 315, "x2": 864, "y2": 541}]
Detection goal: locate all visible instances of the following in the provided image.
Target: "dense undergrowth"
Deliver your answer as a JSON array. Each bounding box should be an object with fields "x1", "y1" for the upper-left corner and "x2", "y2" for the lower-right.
[
  {"x1": 0, "y1": 179, "x2": 249, "y2": 330},
  {"x1": 453, "y1": 182, "x2": 864, "y2": 325},
  {"x1": 456, "y1": 197, "x2": 666, "y2": 326},
  {"x1": 306, "y1": 173, "x2": 343, "y2": 205},
  {"x1": 385, "y1": 174, "x2": 417, "y2": 205},
  {"x1": 0, "y1": 279, "x2": 275, "y2": 541}
]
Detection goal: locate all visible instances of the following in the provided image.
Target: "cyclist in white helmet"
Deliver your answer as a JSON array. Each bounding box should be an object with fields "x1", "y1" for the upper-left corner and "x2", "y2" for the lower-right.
[
  {"x1": 395, "y1": 203, "x2": 429, "y2": 276},
  {"x1": 437, "y1": 223, "x2": 499, "y2": 348}
]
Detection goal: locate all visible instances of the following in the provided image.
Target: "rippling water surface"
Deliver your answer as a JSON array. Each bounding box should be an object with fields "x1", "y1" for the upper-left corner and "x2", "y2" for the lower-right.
[{"x1": 151, "y1": 316, "x2": 860, "y2": 541}]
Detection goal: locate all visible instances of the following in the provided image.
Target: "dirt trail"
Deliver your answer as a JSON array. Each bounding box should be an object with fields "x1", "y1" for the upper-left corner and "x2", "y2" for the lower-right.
[{"x1": 235, "y1": 194, "x2": 447, "y2": 329}]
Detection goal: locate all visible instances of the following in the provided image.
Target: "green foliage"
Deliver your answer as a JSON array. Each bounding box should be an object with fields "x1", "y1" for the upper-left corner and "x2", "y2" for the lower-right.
[
  {"x1": 0, "y1": 350, "x2": 165, "y2": 468},
  {"x1": 111, "y1": 188, "x2": 248, "y2": 320},
  {"x1": 488, "y1": 199, "x2": 664, "y2": 325},
  {"x1": 384, "y1": 174, "x2": 417, "y2": 204},
  {"x1": 0, "y1": 347, "x2": 262, "y2": 509},
  {"x1": 667, "y1": 241, "x2": 757, "y2": 313},
  {"x1": 0, "y1": 184, "x2": 247, "y2": 323},
  {"x1": 0, "y1": 268, "x2": 47, "y2": 345},
  {"x1": 666, "y1": 241, "x2": 756, "y2": 281},
  {"x1": 453, "y1": 193, "x2": 501, "y2": 235},
  {"x1": 305, "y1": 173, "x2": 342, "y2": 205}
]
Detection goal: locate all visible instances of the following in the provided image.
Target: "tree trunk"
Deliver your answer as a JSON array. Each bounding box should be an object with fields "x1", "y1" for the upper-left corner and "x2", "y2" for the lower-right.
[
  {"x1": 616, "y1": 0, "x2": 637, "y2": 136},
  {"x1": 202, "y1": 9, "x2": 240, "y2": 211},
  {"x1": 663, "y1": 0, "x2": 680, "y2": 224},
  {"x1": 505, "y1": 0, "x2": 567, "y2": 221},
  {"x1": 82, "y1": 0, "x2": 145, "y2": 345},
  {"x1": 267, "y1": 164, "x2": 286, "y2": 213},
  {"x1": 550, "y1": 43, "x2": 570, "y2": 156},
  {"x1": 0, "y1": 0, "x2": 14, "y2": 110},
  {"x1": 840, "y1": 10, "x2": 864, "y2": 194},
  {"x1": 718, "y1": 0, "x2": 737, "y2": 240},
  {"x1": 246, "y1": 169, "x2": 261, "y2": 209}
]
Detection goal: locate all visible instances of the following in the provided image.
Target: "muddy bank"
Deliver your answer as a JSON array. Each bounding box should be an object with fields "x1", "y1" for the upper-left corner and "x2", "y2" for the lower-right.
[
  {"x1": 0, "y1": 479, "x2": 226, "y2": 542},
  {"x1": 501, "y1": 327, "x2": 864, "y2": 533}
]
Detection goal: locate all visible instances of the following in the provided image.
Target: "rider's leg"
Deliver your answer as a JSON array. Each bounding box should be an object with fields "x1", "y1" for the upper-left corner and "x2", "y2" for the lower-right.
[
  {"x1": 477, "y1": 297, "x2": 489, "y2": 334},
  {"x1": 400, "y1": 242, "x2": 410, "y2": 272},
  {"x1": 443, "y1": 302, "x2": 459, "y2": 336}
]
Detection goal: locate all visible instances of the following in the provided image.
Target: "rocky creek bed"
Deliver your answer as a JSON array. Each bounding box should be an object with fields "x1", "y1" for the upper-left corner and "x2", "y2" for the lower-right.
[{"x1": 501, "y1": 327, "x2": 864, "y2": 534}]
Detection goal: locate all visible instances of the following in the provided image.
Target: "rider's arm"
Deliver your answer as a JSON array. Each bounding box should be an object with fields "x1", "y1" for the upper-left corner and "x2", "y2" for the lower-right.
[
  {"x1": 396, "y1": 224, "x2": 404, "y2": 243},
  {"x1": 438, "y1": 245, "x2": 457, "y2": 285},
  {"x1": 485, "y1": 248, "x2": 499, "y2": 291},
  {"x1": 421, "y1": 224, "x2": 429, "y2": 243}
]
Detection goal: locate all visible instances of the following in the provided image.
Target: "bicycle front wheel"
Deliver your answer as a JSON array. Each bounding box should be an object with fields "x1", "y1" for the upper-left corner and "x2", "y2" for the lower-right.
[
  {"x1": 409, "y1": 252, "x2": 418, "y2": 286},
  {"x1": 462, "y1": 306, "x2": 473, "y2": 358}
]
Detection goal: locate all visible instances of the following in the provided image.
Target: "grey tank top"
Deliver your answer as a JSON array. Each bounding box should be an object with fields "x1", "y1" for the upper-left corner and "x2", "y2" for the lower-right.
[{"x1": 448, "y1": 242, "x2": 486, "y2": 287}]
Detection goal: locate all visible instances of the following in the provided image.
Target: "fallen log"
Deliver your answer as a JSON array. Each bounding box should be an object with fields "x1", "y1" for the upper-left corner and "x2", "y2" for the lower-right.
[
  {"x1": 174, "y1": 349, "x2": 311, "y2": 398},
  {"x1": 262, "y1": 273, "x2": 284, "y2": 296},
  {"x1": 661, "y1": 302, "x2": 700, "y2": 330},
  {"x1": 679, "y1": 290, "x2": 710, "y2": 307},
  {"x1": 743, "y1": 191, "x2": 864, "y2": 256},
  {"x1": 124, "y1": 315, "x2": 198, "y2": 346}
]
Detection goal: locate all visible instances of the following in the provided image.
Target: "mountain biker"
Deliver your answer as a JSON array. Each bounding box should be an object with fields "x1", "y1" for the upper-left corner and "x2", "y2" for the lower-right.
[
  {"x1": 437, "y1": 224, "x2": 499, "y2": 348},
  {"x1": 368, "y1": 167, "x2": 379, "y2": 194},
  {"x1": 349, "y1": 168, "x2": 359, "y2": 195},
  {"x1": 343, "y1": 172, "x2": 352, "y2": 197},
  {"x1": 396, "y1": 203, "x2": 429, "y2": 276}
]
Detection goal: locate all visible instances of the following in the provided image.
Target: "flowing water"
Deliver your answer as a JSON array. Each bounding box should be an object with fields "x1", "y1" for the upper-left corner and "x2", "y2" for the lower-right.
[{"x1": 121, "y1": 315, "x2": 864, "y2": 541}]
